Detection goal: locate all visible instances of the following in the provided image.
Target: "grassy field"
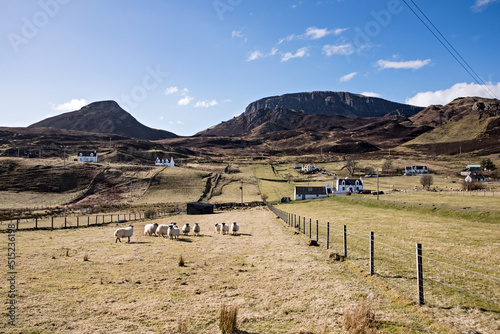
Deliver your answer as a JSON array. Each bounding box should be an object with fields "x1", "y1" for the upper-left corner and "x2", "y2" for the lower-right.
[{"x1": 1, "y1": 207, "x2": 466, "y2": 334}]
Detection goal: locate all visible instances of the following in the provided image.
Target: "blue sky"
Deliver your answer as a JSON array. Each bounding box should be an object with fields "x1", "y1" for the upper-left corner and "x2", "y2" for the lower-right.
[{"x1": 1, "y1": 0, "x2": 499, "y2": 136}]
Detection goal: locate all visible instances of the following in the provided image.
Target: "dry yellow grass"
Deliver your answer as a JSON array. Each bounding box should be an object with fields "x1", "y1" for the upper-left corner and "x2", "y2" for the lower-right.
[{"x1": 0, "y1": 207, "x2": 458, "y2": 333}]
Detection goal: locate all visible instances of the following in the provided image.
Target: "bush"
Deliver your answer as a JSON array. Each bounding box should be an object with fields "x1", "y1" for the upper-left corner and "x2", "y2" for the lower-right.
[
  {"x1": 219, "y1": 304, "x2": 238, "y2": 334},
  {"x1": 420, "y1": 175, "x2": 433, "y2": 190},
  {"x1": 144, "y1": 209, "x2": 156, "y2": 219},
  {"x1": 344, "y1": 301, "x2": 376, "y2": 334}
]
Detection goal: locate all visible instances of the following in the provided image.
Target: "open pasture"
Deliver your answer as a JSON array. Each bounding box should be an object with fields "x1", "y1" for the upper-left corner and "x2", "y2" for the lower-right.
[{"x1": 1, "y1": 207, "x2": 463, "y2": 333}]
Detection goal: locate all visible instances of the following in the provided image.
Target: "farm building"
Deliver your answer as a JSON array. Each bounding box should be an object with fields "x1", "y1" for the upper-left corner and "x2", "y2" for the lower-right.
[
  {"x1": 77, "y1": 151, "x2": 97, "y2": 163},
  {"x1": 405, "y1": 166, "x2": 428, "y2": 174},
  {"x1": 155, "y1": 157, "x2": 175, "y2": 167},
  {"x1": 294, "y1": 186, "x2": 328, "y2": 201},
  {"x1": 335, "y1": 177, "x2": 364, "y2": 194},
  {"x1": 187, "y1": 202, "x2": 214, "y2": 215}
]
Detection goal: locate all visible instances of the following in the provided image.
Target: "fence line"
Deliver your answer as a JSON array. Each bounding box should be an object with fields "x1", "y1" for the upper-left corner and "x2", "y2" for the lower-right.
[{"x1": 266, "y1": 203, "x2": 500, "y2": 315}]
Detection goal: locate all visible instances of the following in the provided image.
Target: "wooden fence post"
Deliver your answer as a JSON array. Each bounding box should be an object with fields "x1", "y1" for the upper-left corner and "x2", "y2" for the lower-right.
[
  {"x1": 416, "y1": 243, "x2": 424, "y2": 306},
  {"x1": 51, "y1": 216, "x2": 54, "y2": 229},
  {"x1": 77, "y1": 216, "x2": 79, "y2": 227},
  {"x1": 35, "y1": 217, "x2": 38, "y2": 229},
  {"x1": 370, "y1": 232, "x2": 374, "y2": 276},
  {"x1": 343, "y1": 225, "x2": 347, "y2": 258},
  {"x1": 17, "y1": 219, "x2": 19, "y2": 230},
  {"x1": 303, "y1": 217, "x2": 305, "y2": 234},
  {"x1": 309, "y1": 219, "x2": 312, "y2": 239},
  {"x1": 64, "y1": 216, "x2": 67, "y2": 228},
  {"x1": 87, "y1": 216, "x2": 90, "y2": 226},
  {"x1": 326, "y1": 222, "x2": 330, "y2": 250},
  {"x1": 316, "y1": 220, "x2": 319, "y2": 241}
]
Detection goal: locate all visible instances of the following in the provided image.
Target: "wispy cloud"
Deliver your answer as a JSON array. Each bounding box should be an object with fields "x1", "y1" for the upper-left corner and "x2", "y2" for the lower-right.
[
  {"x1": 178, "y1": 96, "x2": 194, "y2": 106},
  {"x1": 281, "y1": 47, "x2": 309, "y2": 62},
  {"x1": 50, "y1": 98, "x2": 87, "y2": 111},
  {"x1": 406, "y1": 82, "x2": 500, "y2": 106},
  {"x1": 232, "y1": 30, "x2": 247, "y2": 42},
  {"x1": 279, "y1": 26, "x2": 348, "y2": 44},
  {"x1": 165, "y1": 87, "x2": 189, "y2": 95},
  {"x1": 471, "y1": 0, "x2": 499, "y2": 11},
  {"x1": 247, "y1": 47, "x2": 278, "y2": 62},
  {"x1": 169, "y1": 120, "x2": 184, "y2": 125},
  {"x1": 377, "y1": 59, "x2": 431, "y2": 70},
  {"x1": 339, "y1": 72, "x2": 357, "y2": 82},
  {"x1": 195, "y1": 99, "x2": 218, "y2": 108},
  {"x1": 361, "y1": 92, "x2": 381, "y2": 98},
  {"x1": 323, "y1": 44, "x2": 354, "y2": 56}
]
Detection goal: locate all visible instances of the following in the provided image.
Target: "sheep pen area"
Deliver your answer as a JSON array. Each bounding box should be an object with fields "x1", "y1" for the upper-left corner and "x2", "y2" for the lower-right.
[{"x1": 1, "y1": 207, "x2": 459, "y2": 334}]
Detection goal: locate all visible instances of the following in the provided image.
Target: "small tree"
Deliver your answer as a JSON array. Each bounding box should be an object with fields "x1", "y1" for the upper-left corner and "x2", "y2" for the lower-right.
[
  {"x1": 342, "y1": 159, "x2": 359, "y2": 177},
  {"x1": 420, "y1": 175, "x2": 433, "y2": 190},
  {"x1": 382, "y1": 159, "x2": 393, "y2": 171},
  {"x1": 481, "y1": 158, "x2": 496, "y2": 171}
]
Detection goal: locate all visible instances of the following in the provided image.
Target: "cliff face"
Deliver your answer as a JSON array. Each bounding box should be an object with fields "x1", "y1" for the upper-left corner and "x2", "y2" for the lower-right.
[
  {"x1": 29, "y1": 101, "x2": 178, "y2": 140},
  {"x1": 244, "y1": 91, "x2": 423, "y2": 118},
  {"x1": 199, "y1": 91, "x2": 424, "y2": 137}
]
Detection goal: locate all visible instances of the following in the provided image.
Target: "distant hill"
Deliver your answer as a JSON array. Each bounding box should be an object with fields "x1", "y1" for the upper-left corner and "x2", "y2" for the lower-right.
[
  {"x1": 29, "y1": 100, "x2": 178, "y2": 140},
  {"x1": 403, "y1": 96, "x2": 500, "y2": 155},
  {"x1": 198, "y1": 91, "x2": 423, "y2": 137}
]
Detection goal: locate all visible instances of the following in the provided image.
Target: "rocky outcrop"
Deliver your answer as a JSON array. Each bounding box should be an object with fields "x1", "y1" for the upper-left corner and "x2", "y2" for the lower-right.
[{"x1": 29, "y1": 100, "x2": 178, "y2": 140}]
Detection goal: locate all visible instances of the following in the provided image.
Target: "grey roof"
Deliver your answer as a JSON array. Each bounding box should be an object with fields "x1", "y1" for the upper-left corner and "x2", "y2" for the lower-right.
[{"x1": 295, "y1": 186, "x2": 327, "y2": 196}]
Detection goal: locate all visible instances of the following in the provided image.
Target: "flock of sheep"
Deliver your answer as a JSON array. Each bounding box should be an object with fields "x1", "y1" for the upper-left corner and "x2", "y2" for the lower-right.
[{"x1": 114, "y1": 222, "x2": 240, "y2": 243}]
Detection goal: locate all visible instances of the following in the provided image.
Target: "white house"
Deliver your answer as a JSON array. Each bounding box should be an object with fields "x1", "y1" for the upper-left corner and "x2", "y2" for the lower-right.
[
  {"x1": 302, "y1": 164, "x2": 315, "y2": 173},
  {"x1": 77, "y1": 151, "x2": 97, "y2": 163},
  {"x1": 405, "y1": 166, "x2": 428, "y2": 174},
  {"x1": 335, "y1": 177, "x2": 364, "y2": 194},
  {"x1": 155, "y1": 157, "x2": 175, "y2": 167},
  {"x1": 294, "y1": 186, "x2": 328, "y2": 201}
]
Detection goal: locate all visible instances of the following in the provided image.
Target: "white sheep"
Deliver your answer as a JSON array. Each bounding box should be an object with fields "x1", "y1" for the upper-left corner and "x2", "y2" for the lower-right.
[
  {"x1": 221, "y1": 223, "x2": 229, "y2": 235},
  {"x1": 214, "y1": 223, "x2": 221, "y2": 234},
  {"x1": 114, "y1": 225, "x2": 134, "y2": 243},
  {"x1": 167, "y1": 224, "x2": 180, "y2": 240},
  {"x1": 156, "y1": 224, "x2": 169, "y2": 238},
  {"x1": 193, "y1": 223, "x2": 201, "y2": 236},
  {"x1": 230, "y1": 222, "x2": 239, "y2": 235},
  {"x1": 181, "y1": 223, "x2": 190, "y2": 235},
  {"x1": 144, "y1": 223, "x2": 158, "y2": 236}
]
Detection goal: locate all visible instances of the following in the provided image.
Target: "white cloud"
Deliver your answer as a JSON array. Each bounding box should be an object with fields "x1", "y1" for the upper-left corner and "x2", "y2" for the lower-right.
[
  {"x1": 323, "y1": 44, "x2": 354, "y2": 56},
  {"x1": 278, "y1": 34, "x2": 295, "y2": 44},
  {"x1": 178, "y1": 96, "x2": 194, "y2": 106},
  {"x1": 247, "y1": 50, "x2": 264, "y2": 62},
  {"x1": 304, "y1": 27, "x2": 348, "y2": 40},
  {"x1": 159, "y1": 116, "x2": 164, "y2": 121},
  {"x1": 232, "y1": 30, "x2": 247, "y2": 42},
  {"x1": 247, "y1": 48, "x2": 279, "y2": 62},
  {"x1": 165, "y1": 87, "x2": 179, "y2": 95},
  {"x1": 405, "y1": 82, "x2": 500, "y2": 107},
  {"x1": 377, "y1": 59, "x2": 431, "y2": 70},
  {"x1": 281, "y1": 47, "x2": 309, "y2": 62},
  {"x1": 339, "y1": 72, "x2": 357, "y2": 82},
  {"x1": 472, "y1": 0, "x2": 499, "y2": 11},
  {"x1": 51, "y1": 98, "x2": 87, "y2": 111},
  {"x1": 195, "y1": 100, "x2": 218, "y2": 108},
  {"x1": 169, "y1": 120, "x2": 184, "y2": 125},
  {"x1": 361, "y1": 92, "x2": 381, "y2": 98}
]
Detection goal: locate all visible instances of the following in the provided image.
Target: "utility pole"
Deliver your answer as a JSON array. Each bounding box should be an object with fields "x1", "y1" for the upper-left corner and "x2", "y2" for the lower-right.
[
  {"x1": 240, "y1": 182, "x2": 243, "y2": 204},
  {"x1": 377, "y1": 168, "x2": 380, "y2": 201}
]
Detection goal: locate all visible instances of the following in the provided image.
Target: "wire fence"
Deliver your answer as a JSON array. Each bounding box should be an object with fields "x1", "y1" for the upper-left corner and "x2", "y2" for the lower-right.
[
  {"x1": 0, "y1": 210, "x2": 171, "y2": 231},
  {"x1": 266, "y1": 203, "x2": 500, "y2": 314}
]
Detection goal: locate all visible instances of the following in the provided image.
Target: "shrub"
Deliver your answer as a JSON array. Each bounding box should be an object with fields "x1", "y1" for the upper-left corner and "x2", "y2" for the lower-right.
[
  {"x1": 178, "y1": 255, "x2": 185, "y2": 267},
  {"x1": 344, "y1": 301, "x2": 376, "y2": 334},
  {"x1": 219, "y1": 304, "x2": 238, "y2": 334},
  {"x1": 420, "y1": 175, "x2": 433, "y2": 190},
  {"x1": 144, "y1": 209, "x2": 156, "y2": 219}
]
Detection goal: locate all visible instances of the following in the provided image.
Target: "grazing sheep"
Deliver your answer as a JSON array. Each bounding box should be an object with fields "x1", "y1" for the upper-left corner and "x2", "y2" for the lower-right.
[
  {"x1": 167, "y1": 224, "x2": 180, "y2": 240},
  {"x1": 144, "y1": 223, "x2": 159, "y2": 236},
  {"x1": 230, "y1": 222, "x2": 239, "y2": 235},
  {"x1": 115, "y1": 225, "x2": 134, "y2": 243},
  {"x1": 214, "y1": 223, "x2": 221, "y2": 234},
  {"x1": 182, "y1": 223, "x2": 190, "y2": 235},
  {"x1": 193, "y1": 223, "x2": 201, "y2": 236},
  {"x1": 156, "y1": 224, "x2": 169, "y2": 238},
  {"x1": 221, "y1": 223, "x2": 229, "y2": 235}
]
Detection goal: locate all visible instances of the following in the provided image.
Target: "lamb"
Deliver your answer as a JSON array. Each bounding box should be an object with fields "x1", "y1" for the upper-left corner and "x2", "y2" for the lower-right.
[
  {"x1": 115, "y1": 225, "x2": 134, "y2": 243},
  {"x1": 193, "y1": 223, "x2": 201, "y2": 236},
  {"x1": 221, "y1": 223, "x2": 229, "y2": 235},
  {"x1": 214, "y1": 223, "x2": 221, "y2": 234},
  {"x1": 144, "y1": 223, "x2": 159, "y2": 236},
  {"x1": 167, "y1": 224, "x2": 180, "y2": 240},
  {"x1": 230, "y1": 222, "x2": 239, "y2": 235},
  {"x1": 181, "y1": 223, "x2": 190, "y2": 235},
  {"x1": 156, "y1": 224, "x2": 170, "y2": 238}
]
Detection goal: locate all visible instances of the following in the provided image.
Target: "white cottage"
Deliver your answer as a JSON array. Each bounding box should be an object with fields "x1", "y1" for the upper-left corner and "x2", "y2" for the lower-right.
[
  {"x1": 294, "y1": 186, "x2": 328, "y2": 201},
  {"x1": 405, "y1": 166, "x2": 428, "y2": 174},
  {"x1": 335, "y1": 177, "x2": 364, "y2": 194},
  {"x1": 155, "y1": 157, "x2": 175, "y2": 167},
  {"x1": 77, "y1": 151, "x2": 97, "y2": 163}
]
